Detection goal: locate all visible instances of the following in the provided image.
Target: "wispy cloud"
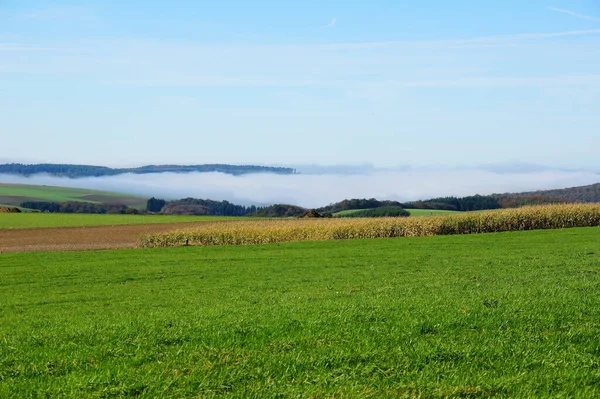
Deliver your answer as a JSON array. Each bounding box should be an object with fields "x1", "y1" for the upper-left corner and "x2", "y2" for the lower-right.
[
  {"x1": 3, "y1": 28, "x2": 599, "y2": 92},
  {"x1": 0, "y1": 43, "x2": 27, "y2": 52},
  {"x1": 323, "y1": 17, "x2": 337, "y2": 29},
  {"x1": 549, "y1": 7, "x2": 600, "y2": 22},
  {"x1": 0, "y1": 43, "x2": 61, "y2": 52},
  {"x1": 19, "y1": 5, "x2": 94, "y2": 21},
  {"x1": 321, "y1": 29, "x2": 600, "y2": 50},
  {"x1": 111, "y1": 74, "x2": 600, "y2": 89}
]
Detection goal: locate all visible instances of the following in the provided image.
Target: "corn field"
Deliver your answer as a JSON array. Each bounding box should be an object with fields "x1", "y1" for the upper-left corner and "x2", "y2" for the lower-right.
[{"x1": 139, "y1": 204, "x2": 600, "y2": 248}]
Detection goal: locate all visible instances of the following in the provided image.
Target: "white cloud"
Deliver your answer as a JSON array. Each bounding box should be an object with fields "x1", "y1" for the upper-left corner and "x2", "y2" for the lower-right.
[
  {"x1": 549, "y1": 7, "x2": 600, "y2": 22},
  {"x1": 323, "y1": 17, "x2": 337, "y2": 29}
]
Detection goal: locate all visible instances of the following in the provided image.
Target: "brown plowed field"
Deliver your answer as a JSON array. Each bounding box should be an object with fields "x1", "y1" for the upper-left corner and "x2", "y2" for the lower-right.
[{"x1": 0, "y1": 222, "x2": 208, "y2": 253}]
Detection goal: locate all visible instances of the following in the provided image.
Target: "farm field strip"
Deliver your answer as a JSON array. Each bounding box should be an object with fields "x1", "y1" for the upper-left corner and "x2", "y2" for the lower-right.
[
  {"x1": 0, "y1": 221, "x2": 246, "y2": 253},
  {"x1": 1, "y1": 228, "x2": 600, "y2": 397},
  {"x1": 0, "y1": 213, "x2": 246, "y2": 229},
  {"x1": 2, "y1": 204, "x2": 598, "y2": 253},
  {"x1": 141, "y1": 203, "x2": 600, "y2": 248}
]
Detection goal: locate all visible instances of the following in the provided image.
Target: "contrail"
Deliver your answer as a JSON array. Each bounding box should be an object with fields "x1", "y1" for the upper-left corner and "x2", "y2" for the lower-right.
[{"x1": 549, "y1": 7, "x2": 600, "y2": 22}]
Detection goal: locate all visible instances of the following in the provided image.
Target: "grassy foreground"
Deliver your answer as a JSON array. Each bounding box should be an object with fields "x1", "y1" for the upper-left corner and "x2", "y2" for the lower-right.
[
  {"x1": 0, "y1": 213, "x2": 246, "y2": 229},
  {"x1": 2, "y1": 228, "x2": 600, "y2": 397}
]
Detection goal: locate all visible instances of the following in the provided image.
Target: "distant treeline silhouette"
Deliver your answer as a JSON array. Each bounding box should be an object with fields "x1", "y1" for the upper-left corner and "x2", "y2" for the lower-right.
[
  {"x1": 148, "y1": 197, "x2": 261, "y2": 216},
  {"x1": 20, "y1": 201, "x2": 140, "y2": 214},
  {"x1": 0, "y1": 163, "x2": 295, "y2": 177}
]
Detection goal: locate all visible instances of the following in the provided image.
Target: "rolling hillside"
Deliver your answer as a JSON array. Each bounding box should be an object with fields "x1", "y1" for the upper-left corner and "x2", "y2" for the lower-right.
[
  {"x1": 510, "y1": 182, "x2": 600, "y2": 203},
  {"x1": 0, "y1": 183, "x2": 147, "y2": 209}
]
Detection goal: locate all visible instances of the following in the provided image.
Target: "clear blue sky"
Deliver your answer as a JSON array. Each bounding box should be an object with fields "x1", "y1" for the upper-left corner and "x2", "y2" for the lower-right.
[{"x1": 1, "y1": 0, "x2": 599, "y2": 168}]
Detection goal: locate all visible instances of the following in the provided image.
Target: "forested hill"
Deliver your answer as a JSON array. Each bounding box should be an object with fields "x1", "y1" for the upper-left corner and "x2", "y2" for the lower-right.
[
  {"x1": 0, "y1": 163, "x2": 295, "y2": 177},
  {"x1": 406, "y1": 182, "x2": 600, "y2": 211},
  {"x1": 510, "y1": 183, "x2": 600, "y2": 203},
  {"x1": 317, "y1": 198, "x2": 404, "y2": 214}
]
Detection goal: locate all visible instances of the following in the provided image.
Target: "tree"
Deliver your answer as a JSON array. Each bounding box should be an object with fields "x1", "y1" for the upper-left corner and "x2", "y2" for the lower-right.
[{"x1": 146, "y1": 197, "x2": 166, "y2": 213}]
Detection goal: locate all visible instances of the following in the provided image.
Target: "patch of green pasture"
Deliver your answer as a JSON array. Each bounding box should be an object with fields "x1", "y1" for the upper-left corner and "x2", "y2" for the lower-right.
[
  {"x1": 333, "y1": 208, "x2": 458, "y2": 217},
  {"x1": 406, "y1": 208, "x2": 458, "y2": 216},
  {"x1": 1, "y1": 228, "x2": 600, "y2": 397},
  {"x1": 0, "y1": 213, "x2": 246, "y2": 229},
  {"x1": 332, "y1": 208, "x2": 366, "y2": 216},
  {"x1": 0, "y1": 183, "x2": 146, "y2": 207}
]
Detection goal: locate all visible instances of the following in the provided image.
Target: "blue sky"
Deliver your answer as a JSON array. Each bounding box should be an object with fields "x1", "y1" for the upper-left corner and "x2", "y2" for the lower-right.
[{"x1": 1, "y1": 0, "x2": 599, "y2": 168}]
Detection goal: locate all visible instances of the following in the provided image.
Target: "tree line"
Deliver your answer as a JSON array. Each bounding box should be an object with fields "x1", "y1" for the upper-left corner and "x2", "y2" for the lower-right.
[
  {"x1": 405, "y1": 194, "x2": 568, "y2": 212},
  {"x1": 147, "y1": 197, "x2": 261, "y2": 216},
  {"x1": 317, "y1": 198, "x2": 404, "y2": 214},
  {"x1": 0, "y1": 163, "x2": 296, "y2": 178},
  {"x1": 20, "y1": 201, "x2": 140, "y2": 214}
]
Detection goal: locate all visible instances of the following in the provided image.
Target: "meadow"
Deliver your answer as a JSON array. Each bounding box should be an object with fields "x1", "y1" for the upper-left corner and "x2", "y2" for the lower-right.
[
  {"x1": 1, "y1": 228, "x2": 600, "y2": 397},
  {"x1": 0, "y1": 213, "x2": 245, "y2": 229},
  {"x1": 406, "y1": 208, "x2": 458, "y2": 217},
  {"x1": 0, "y1": 183, "x2": 146, "y2": 208},
  {"x1": 333, "y1": 209, "x2": 456, "y2": 217}
]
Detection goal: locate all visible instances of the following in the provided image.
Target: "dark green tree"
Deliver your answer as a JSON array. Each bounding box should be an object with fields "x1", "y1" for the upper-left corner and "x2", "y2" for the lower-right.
[{"x1": 146, "y1": 197, "x2": 166, "y2": 213}]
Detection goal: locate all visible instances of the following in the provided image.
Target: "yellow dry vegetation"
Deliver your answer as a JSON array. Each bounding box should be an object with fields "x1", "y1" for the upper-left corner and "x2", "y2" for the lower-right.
[{"x1": 139, "y1": 203, "x2": 600, "y2": 248}]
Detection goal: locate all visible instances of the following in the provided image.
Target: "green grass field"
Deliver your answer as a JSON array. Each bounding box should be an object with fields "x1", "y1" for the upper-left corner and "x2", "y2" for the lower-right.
[
  {"x1": 406, "y1": 208, "x2": 458, "y2": 217},
  {"x1": 0, "y1": 213, "x2": 245, "y2": 229},
  {"x1": 332, "y1": 208, "x2": 365, "y2": 216},
  {"x1": 0, "y1": 183, "x2": 146, "y2": 208},
  {"x1": 2, "y1": 227, "x2": 600, "y2": 397},
  {"x1": 333, "y1": 208, "x2": 457, "y2": 217}
]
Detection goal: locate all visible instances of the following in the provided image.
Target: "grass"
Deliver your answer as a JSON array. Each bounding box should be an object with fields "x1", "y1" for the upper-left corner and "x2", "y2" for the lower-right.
[
  {"x1": 332, "y1": 209, "x2": 367, "y2": 216},
  {"x1": 1, "y1": 227, "x2": 600, "y2": 397},
  {"x1": 406, "y1": 208, "x2": 458, "y2": 217},
  {"x1": 333, "y1": 208, "x2": 457, "y2": 217},
  {"x1": 0, "y1": 183, "x2": 146, "y2": 208},
  {"x1": 0, "y1": 213, "x2": 247, "y2": 229}
]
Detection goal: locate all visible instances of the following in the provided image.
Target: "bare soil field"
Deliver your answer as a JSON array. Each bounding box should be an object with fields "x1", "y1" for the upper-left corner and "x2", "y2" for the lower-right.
[{"x1": 0, "y1": 222, "x2": 209, "y2": 253}]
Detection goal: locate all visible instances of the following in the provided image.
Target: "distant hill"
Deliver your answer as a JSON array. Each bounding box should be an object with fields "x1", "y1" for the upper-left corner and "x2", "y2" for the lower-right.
[
  {"x1": 3, "y1": 180, "x2": 599, "y2": 216},
  {"x1": 406, "y1": 182, "x2": 600, "y2": 212},
  {"x1": 0, "y1": 183, "x2": 147, "y2": 209},
  {"x1": 317, "y1": 198, "x2": 405, "y2": 215},
  {"x1": 250, "y1": 204, "x2": 306, "y2": 217},
  {"x1": 336, "y1": 206, "x2": 410, "y2": 218},
  {"x1": 509, "y1": 183, "x2": 600, "y2": 203},
  {"x1": 160, "y1": 197, "x2": 259, "y2": 216},
  {"x1": 0, "y1": 163, "x2": 295, "y2": 178}
]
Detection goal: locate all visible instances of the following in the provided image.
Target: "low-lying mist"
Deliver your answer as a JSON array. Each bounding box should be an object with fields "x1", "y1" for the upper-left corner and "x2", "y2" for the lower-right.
[{"x1": 2, "y1": 169, "x2": 599, "y2": 208}]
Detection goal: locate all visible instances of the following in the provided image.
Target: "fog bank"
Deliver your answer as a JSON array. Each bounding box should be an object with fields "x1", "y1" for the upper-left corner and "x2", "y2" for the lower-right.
[{"x1": 1, "y1": 168, "x2": 599, "y2": 208}]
